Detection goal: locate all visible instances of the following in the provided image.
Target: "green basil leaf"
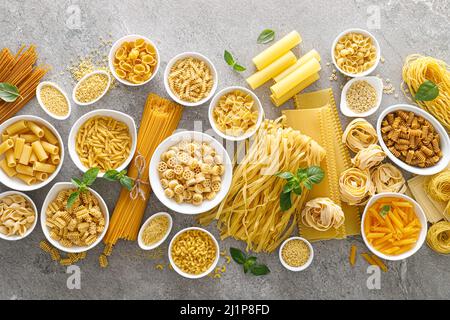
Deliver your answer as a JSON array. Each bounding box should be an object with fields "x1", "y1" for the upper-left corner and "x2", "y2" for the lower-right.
[
  {"x1": 415, "y1": 80, "x2": 439, "y2": 101},
  {"x1": 305, "y1": 166, "x2": 325, "y2": 184},
  {"x1": 282, "y1": 183, "x2": 295, "y2": 194},
  {"x1": 243, "y1": 256, "x2": 257, "y2": 273},
  {"x1": 257, "y1": 29, "x2": 275, "y2": 44},
  {"x1": 276, "y1": 172, "x2": 294, "y2": 180},
  {"x1": 71, "y1": 178, "x2": 82, "y2": 187},
  {"x1": 292, "y1": 185, "x2": 302, "y2": 196},
  {"x1": 233, "y1": 64, "x2": 246, "y2": 72},
  {"x1": 103, "y1": 170, "x2": 119, "y2": 181},
  {"x1": 379, "y1": 205, "x2": 391, "y2": 218},
  {"x1": 66, "y1": 191, "x2": 80, "y2": 209},
  {"x1": 280, "y1": 191, "x2": 292, "y2": 211},
  {"x1": 250, "y1": 264, "x2": 270, "y2": 276},
  {"x1": 0, "y1": 83, "x2": 20, "y2": 102},
  {"x1": 224, "y1": 50, "x2": 235, "y2": 66},
  {"x1": 296, "y1": 168, "x2": 307, "y2": 180},
  {"x1": 119, "y1": 176, "x2": 134, "y2": 191},
  {"x1": 83, "y1": 167, "x2": 100, "y2": 186},
  {"x1": 230, "y1": 247, "x2": 247, "y2": 265}
]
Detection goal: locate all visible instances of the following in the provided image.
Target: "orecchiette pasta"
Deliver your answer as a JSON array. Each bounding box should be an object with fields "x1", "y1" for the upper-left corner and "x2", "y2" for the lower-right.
[
  {"x1": 371, "y1": 163, "x2": 406, "y2": 193},
  {"x1": 342, "y1": 118, "x2": 378, "y2": 153},
  {"x1": 0, "y1": 194, "x2": 36, "y2": 237},
  {"x1": 301, "y1": 197, "x2": 345, "y2": 232},
  {"x1": 334, "y1": 32, "x2": 377, "y2": 74},
  {"x1": 351, "y1": 144, "x2": 386, "y2": 170},
  {"x1": 339, "y1": 168, "x2": 375, "y2": 205}
]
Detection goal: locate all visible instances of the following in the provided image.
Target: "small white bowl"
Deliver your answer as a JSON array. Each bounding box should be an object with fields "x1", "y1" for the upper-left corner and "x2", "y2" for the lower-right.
[
  {"x1": 0, "y1": 115, "x2": 64, "y2": 191},
  {"x1": 164, "y1": 52, "x2": 218, "y2": 107},
  {"x1": 361, "y1": 192, "x2": 427, "y2": 261},
  {"x1": 36, "y1": 81, "x2": 71, "y2": 120},
  {"x1": 68, "y1": 109, "x2": 137, "y2": 178},
  {"x1": 149, "y1": 131, "x2": 232, "y2": 215},
  {"x1": 108, "y1": 34, "x2": 160, "y2": 87},
  {"x1": 72, "y1": 70, "x2": 111, "y2": 106},
  {"x1": 279, "y1": 237, "x2": 314, "y2": 271},
  {"x1": 331, "y1": 28, "x2": 381, "y2": 78},
  {"x1": 40, "y1": 182, "x2": 110, "y2": 253},
  {"x1": 340, "y1": 76, "x2": 383, "y2": 118},
  {"x1": 137, "y1": 212, "x2": 173, "y2": 250},
  {"x1": 377, "y1": 104, "x2": 450, "y2": 175},
  {"x1": 0, "y1": 191, "x2": 38, "y2": 241},
  {"x1": 168, "y1": 227, "x2": 220, "y2": 279},
  {"x1": 208, "y1": 86, "x2": 264, "y2": 142}
]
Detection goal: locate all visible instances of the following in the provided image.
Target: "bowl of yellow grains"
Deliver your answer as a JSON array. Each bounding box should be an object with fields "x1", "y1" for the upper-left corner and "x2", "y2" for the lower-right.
[
  {"x1": 72, "y1": 70, "x2": 111, "y2": 106},
  {"x1": 36, "y1": 82, "x2": 71, "y2": 120},
  {"x1": 279, "y1": 237, "x2": 314, "y2": 271},
  {"x1": 138, "y1": 212, "x2": 172, "y2": 251}
]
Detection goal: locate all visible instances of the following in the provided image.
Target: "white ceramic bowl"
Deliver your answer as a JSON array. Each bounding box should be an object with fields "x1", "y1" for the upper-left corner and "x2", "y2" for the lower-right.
[
  {"x1": 164, "y1": 52, "x2": 218, "y2": 107},
  {"x1": 331, "y1": 28, "x2": 381, "y2": 78},
  {"x1": 40, "y1": 182, "x2": 109, "y2": 253},
  {"x1": 137, "y1": 212, "x2": 173, "y2": 250},
  {"x1": 0, "y1": 115, "x2": 64, "y2": 191},
  {"x1": 377, "y1": 104, "x2": 450, "y2": 175},
  {"x1": 168, "y1": 227, "x2": 220, "y2": 279},
  {"x1": 149, "y1": 131, "x2": 232, "y2": 215},
  {"x1": 108, "y1": 34, "x2": 160, "y2": 87},
  {"x1": 340, "y1": 76, "x2": 383, "y2": 117},
  {"x1": 361, "y1": 192, "x2": 427, "y2": 261},
  {"x1": 279, "y1": 237, "x2": 314, "y2": 271},
  {"x1": 36, "y1": 81, "x2": 71, "y2": 120},
  {"x1": 208, "y1": 86, "x2": 264, "y2": 142},
  {"x1": 72, "y1": 70, "x2": 111, "y2": 106},
  {"x1": 68, "y1": 109, "x2": 137, "y2": 178},
  {"x1": 0, "y1": 191, "x2": 38, "y2": 241}
]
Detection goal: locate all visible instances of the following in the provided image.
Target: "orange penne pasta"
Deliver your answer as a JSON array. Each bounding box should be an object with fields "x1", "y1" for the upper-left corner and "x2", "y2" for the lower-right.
[
  {"x1": 372, "y1": 227, "x2": 391, "y2": 233},
  {"x1": 349, "y1": 245, "x2": 357, "y2": 266},
  {"x1": 389, "y1": 212, "x2": 404, "y2": 230},
  {"x1": 367, "y1": 232, "x2": 386, "y2": 239},
  {"x1": 373, "y1": 233, "x2": 393, "y2": 246},
  {"x1": 392, "y1": 201, "x2": 412, "y2": 208},
  {"x1": 383, "y1": 246, "x2": 401, "y2": 255},
  {"x1": 370, "y1": 254, "x2": 388, "y2": 272}
]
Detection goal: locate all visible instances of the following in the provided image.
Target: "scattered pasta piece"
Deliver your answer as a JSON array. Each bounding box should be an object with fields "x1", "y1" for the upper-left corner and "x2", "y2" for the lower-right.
[
  {"x1": 99, "y1": 254, "x2": 108, "y2": 268},
  {"x1": 349, "y1": 245, "x2": 357, "y2": 266}
]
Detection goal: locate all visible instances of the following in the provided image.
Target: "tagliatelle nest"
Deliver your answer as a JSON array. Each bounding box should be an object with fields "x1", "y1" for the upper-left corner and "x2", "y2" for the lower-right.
[
  {"x1": 371, "y1": 163, "x2": 406, "y2": 194},
  {"x1": 301, "y1": 197, "x2": 345, "y2": 231},
  {"x1": 351, "y1": 144, "x2": 386, "y2": 170},
  {"x1": 339, "y1": 167, "x2": 375, "y2": 205},
  {"x1": 342, "y1": 118, "x2": 378, "y2": 153}
]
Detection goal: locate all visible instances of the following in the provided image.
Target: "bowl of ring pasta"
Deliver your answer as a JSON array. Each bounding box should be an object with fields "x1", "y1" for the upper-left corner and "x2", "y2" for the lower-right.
[
  {"x1": 0, "y1": 115, "x2": 64, "y2": 191},
  {"x1": 149, "y1": 131, "x2": 232, "y2": 215}
]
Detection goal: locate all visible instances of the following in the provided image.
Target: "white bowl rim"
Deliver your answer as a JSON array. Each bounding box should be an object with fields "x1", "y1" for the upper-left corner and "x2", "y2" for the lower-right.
[
  {"x1": 168, "y1": 227, "x2": 220, "y2": 279},
  {"x1": 36, "y1": 81, "x2": 72, "y2": 120},
  {"x1": 331, "y1": 28, "x2": 381, "y2": 78},
  {"x1": 340, "y1": 76, "x2": 383, "y2": 118},
  {"x1": 163, "y1": 51, "x2": 218, "y2": 107},
  {"x1": 137, "y1": 212, "x2": 173, "y2": 250},
  {"x1": 72, "y1": 70, "x2": 111, "y2": 106},
  {"x1": 0, "y1": 191, "x2": 38, "y2": 241},
  {"x1": 40, "y1": 182, "x2": 110, "y2": 253},
  {"x1": 208, "y1": 86, "x2": 264, "y2": 142},
  {"x1": 279, "y1": 236, "x2": 314, "y2": 271},
  {"x1": 361, "y1": 192, "x2": 428, "y2": 261},
  {"x1": 149, "y1": 130, "x2": 232, "y2": 215},
  {"x1": 377, "y1": 104, "x2": 450, "y2": 175},
  {"x1": 108, "y1": 34, "x2": 160, "y2": 87},
  {"x1": 0, "y1": 115, "x2": 65, "y2": 191},
  {"x1": 67, "y1": 108, "x2": 137, "y2": 178}
]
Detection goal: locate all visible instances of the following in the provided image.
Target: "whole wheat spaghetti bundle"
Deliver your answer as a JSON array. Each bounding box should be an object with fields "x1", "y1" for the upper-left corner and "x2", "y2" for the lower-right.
[
  {"x1": 0, "y1": 46, "x2": 49, "y2": 123},
  {"x1": 198, "y1": 117, "x2": 325, "y2": 253}
]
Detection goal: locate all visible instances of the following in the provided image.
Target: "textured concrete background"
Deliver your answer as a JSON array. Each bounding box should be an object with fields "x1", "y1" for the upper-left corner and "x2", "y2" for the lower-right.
[{"x1": 0, "y1": 0, "x2": 449, "y2": 300}]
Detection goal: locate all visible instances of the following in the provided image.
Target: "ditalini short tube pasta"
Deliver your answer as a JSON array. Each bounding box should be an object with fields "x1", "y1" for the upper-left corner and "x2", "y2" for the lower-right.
[
  {"x1": 273, "y1": 49, "x2": 321, "y2": 83},
  {"x1": 270, "y1": 73, "x2": 319, "y2": 107},
  {"x1": 246, "y1": 51, "x2": 297, "y2": 89},
  {"x1": 252, "y1": 31, "x2": 302, "y2": 70},
  {"x1": 270, "y1": 58, "x2": 321, "y2": 99}
]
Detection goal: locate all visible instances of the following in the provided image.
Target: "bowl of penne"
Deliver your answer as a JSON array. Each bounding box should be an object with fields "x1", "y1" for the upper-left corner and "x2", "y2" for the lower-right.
[
  {"x1": 0, "y1": 115, "x2": 64, "y2": 191},
  {"x1": 361, "y1": 193, "x2": 427, "y2": 261}
]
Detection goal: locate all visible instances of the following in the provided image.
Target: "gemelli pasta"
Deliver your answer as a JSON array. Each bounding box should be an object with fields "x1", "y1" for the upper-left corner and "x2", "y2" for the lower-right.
[
  {"x1": 334, "y1": 32, "x2": 377, "y2": 74},
  {"x1": 0, "y1": 194, "x2": 35, "y2": 237}
]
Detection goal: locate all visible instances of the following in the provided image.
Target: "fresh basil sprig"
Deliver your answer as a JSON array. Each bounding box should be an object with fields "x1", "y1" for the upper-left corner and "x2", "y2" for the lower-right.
[
  {"x1": 103, "y1": 169, "x2": 134, "y2": 191},
  {"x1": 257, "y1": 29, "x2": 275, "y2": 44},
  {"x1": 379, "y1": 205, "x2": 391, "y2": 218},
  {"x1": 0, "y1": 82, "x2": 21, "y2": 102},
  {"x1": 224, "y1": 50, "x2": 246, "y2": 72},
  {"x1": 415, "y1": 80, "x2": 439, "y2": 101},
  {"x1": 230, "y1": 247, "x2": 270, "y2": 276},
  {"x1": 275, "y1": 166, "x2": 325, "y2": 211},
  {"x1": 67, "y1": 167, "x2": 100, "y2": 208}
]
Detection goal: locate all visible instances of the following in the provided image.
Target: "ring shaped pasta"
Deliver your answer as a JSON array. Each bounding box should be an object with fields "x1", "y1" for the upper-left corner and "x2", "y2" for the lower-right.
[
  {"x1": 339, "y1": 168, "x2": 375, "y2": 205},
  {"x1": 301, "y1": 197, "x2": 345, "y2": 231},
  {"x1": 342, "y1": 118, "x2": 378, "y2": 153},
  {"x1": 0, "y1": 194, "x2": 36, "y2": 237},
  {"x1": 371, "y1": 163, "x2": 406, "y2": 194},
  {"x1": 351, "y1": 144, "x2": 386, "y2": 170},
  {"x1": 426, "y1": 221, "x2": 450, "y2": 254},
  {"x1": 334, "y1": 32, "x2": 377, "y2": 74}
]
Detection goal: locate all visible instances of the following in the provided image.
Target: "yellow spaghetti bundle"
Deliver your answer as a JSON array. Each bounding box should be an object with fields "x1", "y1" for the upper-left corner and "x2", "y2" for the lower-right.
[
  {"x1": 0, "y1": 46, "x2": 49, "y2": 123},
  {"x1": 402, "y1": 54, "x2": 450, "y2": 131},
  {"x1": 427, "y1": 221, "x2": 450, "y2": 254},
  {"x1": 198, "y1": 117, "x2": 325, "y2": 253},
  {"x1": 104, "y1": 94, "x2": 182, "y2": 247},
  {"x1": 426, "y1": 169, "x2": 450, "y2": 202}
]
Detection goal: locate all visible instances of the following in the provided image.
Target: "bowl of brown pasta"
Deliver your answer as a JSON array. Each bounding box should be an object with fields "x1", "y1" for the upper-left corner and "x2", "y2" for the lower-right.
[
  {"x1": 68, "y1": 109, "x2": 137, "y2": 177},
  {"x1": 0, "y1": 191, "x2": 37, "y2": 241},
  {"x1": 40, "y1": 182, "x2": 109, "y2": 253},
  {"x1": 377, "y1": 104, "x2": 450, "y2": 175},
  {"x1": 108, "y1": 34, "x2": 160, "y2": 86},
  {"x1": 0, "y1": 115, "x2": 64, "y2": 191},
  {"x1": 331, "y1": 28, "x2": 380, "y2": 77},
  {"x1": 163, "y1": 52, "x2": 218, "y2": 107}
]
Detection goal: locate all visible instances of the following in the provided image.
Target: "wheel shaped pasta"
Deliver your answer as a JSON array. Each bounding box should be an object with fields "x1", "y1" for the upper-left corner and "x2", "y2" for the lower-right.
[
  {"x1": 351, "y1": 144, "x2": 386, "y2": 170},
  {"x1": 339, "y1": 167, "x2": 375, "y2": 205},
  {"x1": 342, "y1": 118, "x2": 378, "y2": 153},
  {"x1": 371, "y1": 163, "x2": 406, "y2": 194},
  {"x1": 301, "y1": 197, "x2": 345, "y2": 232}
]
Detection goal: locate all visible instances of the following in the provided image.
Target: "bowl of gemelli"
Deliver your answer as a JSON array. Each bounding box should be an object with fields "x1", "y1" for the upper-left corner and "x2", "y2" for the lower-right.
[
  {"x1": 340, "y1": 76, "x2": 383, "y2": 118},
  {"x1": 138, "y1": 212, "x2": 173, "y2": 250},
  {"x1": 279, "y1": 237, "x2": 314, "y2": 271},
  {"x1": 72, "y1": 70, "x2": 111, "y2": 106}
]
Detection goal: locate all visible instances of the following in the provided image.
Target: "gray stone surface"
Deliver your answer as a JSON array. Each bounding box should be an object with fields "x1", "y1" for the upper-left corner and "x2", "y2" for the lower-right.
[{"x1": 0, "y1": 0, "x2": 449, "y2": 300}]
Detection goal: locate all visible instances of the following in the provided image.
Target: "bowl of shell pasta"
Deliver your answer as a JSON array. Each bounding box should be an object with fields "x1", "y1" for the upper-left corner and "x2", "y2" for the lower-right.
[{"x1": 0, "y1": 191, "x2": 37, "y2": 241}]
